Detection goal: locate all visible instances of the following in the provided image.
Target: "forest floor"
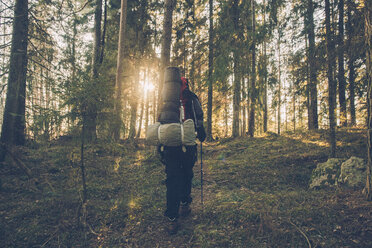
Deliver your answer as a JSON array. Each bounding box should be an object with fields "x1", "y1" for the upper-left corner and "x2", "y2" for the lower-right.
[{"x1": 1, "y1": 129, "x2": 372, "y2": 247}]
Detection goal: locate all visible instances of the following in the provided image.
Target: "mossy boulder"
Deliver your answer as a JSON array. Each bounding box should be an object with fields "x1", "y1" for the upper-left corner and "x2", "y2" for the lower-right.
[
  {"x1": 309, "y1": 158, "x2": 344, "y2": 189},
  {"x1": 338, "y1": 156, "x2": 366, "y2": 188}
]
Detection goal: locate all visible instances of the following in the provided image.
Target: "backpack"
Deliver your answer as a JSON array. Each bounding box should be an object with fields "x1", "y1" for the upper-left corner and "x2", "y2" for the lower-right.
[
  {"x1": 146, "y1": 67, "x2": 197, "y2": 146},
  {"x1": 157, "y1": 67, "x2": 181, "y2": 124}
]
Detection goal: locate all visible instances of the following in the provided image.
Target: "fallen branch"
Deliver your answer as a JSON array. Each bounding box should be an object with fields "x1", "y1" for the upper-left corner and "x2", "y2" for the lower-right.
[
  {"x1": 1, "y1": 144, "x2": 41, "y2": 192},
  {"x1": 6, "y1": 146, "x2": 33, "y2": 178},
  {"x1": 40, "y1": 227, "x2": 59, "y2": 248},
  {"x1": 289, "y1": 219, "x2": 312, "y2": 248}
]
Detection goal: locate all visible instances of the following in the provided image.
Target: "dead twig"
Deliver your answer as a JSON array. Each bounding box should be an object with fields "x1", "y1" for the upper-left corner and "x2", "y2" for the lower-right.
[
  {"x1": 188, "y1": 234, "x2": 194, "y2": 244},
  {"x1": 40, "y1": 227, "x2": 60, "y2": 248},
  {"x1": 6, "y1": 146, "x2": 33, "y2": 178},
  {"x1": 289, "y1": 219, "x2": 312, "y2": 248}
]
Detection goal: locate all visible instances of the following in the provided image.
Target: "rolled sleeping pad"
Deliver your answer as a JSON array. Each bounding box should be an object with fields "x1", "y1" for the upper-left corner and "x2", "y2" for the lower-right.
[
  {"x1": 158, "y1": 67, "x2": 182, "y2": 124},
  {"x1": 145, "y1": 119, "x2": 196, "y2": 146}
]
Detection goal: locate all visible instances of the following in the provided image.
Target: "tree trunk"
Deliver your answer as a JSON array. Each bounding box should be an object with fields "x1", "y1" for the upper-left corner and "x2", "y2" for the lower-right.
[
  {"x1": 277, "y1": 35, "x2": 281, "y2": 135},
  {"x1": 206, "y1": 0, "x2": 214, "y2": 141},
  {"x1": 307, "y1": 0, "x2": 318, "y2": 130},
  {"x1": 305, "y1": 34, "x2": 310, "y2": 129},
  {"x1": 347, "y1": 0, "x2": 356, "y2": 126},
  {"x1": 144, "y1": 73, "x2": 150, "y2": 135},
  {"x1": 158, "y1": 0, "x2": 175, "y2": 114},
  {"x1": 232, "y1": 0, "x2": 240, "y2": 138},
  {"x1": 225, "y1": 93, "x2": 229, "y2": 137},
  {"x1": 248, "y1": 0, "x2": 256, "y2": 137},
  {"x1": 100, "y1": 0, "x2": 107, "y2": 64},
  {"x1": 153, "y1": 83, "x2": 157, "y2": 124},
  {"x1": 325, "y1": 0, "x2": 337, "y2": 158},
  {"x1": 128, "y1": 72, "x2": 139, "y2": 140},
  {"x1": 242, "y1": 79, "x2": 246, "y2": 135},
  {"x1": 84, "y1": 0, "x2": 102, "y2": 141},
  {"x1": 113, "y1": 0, "x2": 127, "y2": 140},
  {"x1": 338, "y1": 0, "x2": 347, "y2": 127},
  {"x1": 263, "y1": 0, "x2": 268, "y2": 133},
  {"x1": 136, "y1": 80, "x2": 145, "y2": 139},
  {"x1": 293, "y1": 86, "x2": 296, "y2": 132},
  {"x1": 365, "y1": 0, "x2": 372, "y2": 200},
  {"x1": 1, "y1": 0, "x2": 28, "y2": 146},
  {"x1": 285, "y1": 92, "x2": 288, "y2": 131},
  {"x1": 232, "y1": 53, "x2": 241, "y2": 137}
]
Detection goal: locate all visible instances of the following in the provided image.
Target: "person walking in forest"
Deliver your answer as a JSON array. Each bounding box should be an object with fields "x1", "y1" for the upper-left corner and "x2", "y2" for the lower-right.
[{"x1": 158, "y1": 77, "x2": 206, "y2": 235}]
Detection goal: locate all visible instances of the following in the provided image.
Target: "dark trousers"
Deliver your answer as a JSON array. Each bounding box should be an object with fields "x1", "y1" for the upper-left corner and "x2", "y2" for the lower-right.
[{"x1": 159, "y1": 145, "x2": 197, "y2": 219}]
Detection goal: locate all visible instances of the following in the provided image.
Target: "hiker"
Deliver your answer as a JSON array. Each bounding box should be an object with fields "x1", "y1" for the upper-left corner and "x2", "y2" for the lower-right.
[{"x1": 158, "y1": 77, "x2": 206, "y2": 235}]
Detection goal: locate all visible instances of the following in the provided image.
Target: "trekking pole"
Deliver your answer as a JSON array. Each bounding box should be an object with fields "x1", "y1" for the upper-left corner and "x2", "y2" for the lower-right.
[{"x1": 200, "y1": 142, "x2": 203, "y2": 207}]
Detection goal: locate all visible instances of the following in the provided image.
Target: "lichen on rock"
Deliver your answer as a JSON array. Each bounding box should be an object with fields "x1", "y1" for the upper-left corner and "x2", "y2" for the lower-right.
[
  {"x1": 309, "y1": 158, "x2": 344, "y2": 189},
  {"x1": 338, "y1": 156, "x2": 366, "y2": 188}
]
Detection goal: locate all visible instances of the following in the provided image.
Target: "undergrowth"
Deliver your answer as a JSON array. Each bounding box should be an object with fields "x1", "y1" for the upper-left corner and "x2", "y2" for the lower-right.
[{"x1": 0, "y1": 129, "x2": 371, "y2": 247}]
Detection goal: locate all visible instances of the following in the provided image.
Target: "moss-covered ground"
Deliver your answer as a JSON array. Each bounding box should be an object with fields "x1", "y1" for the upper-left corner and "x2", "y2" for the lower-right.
[{"x1": 1, "y1": 129, "x2": 371, "y2": 247}]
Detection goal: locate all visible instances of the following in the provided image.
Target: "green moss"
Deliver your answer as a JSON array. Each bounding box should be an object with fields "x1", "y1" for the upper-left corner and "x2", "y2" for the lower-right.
[{"x1": 1, "y1": 130, "x2": 370, "y2": 247}]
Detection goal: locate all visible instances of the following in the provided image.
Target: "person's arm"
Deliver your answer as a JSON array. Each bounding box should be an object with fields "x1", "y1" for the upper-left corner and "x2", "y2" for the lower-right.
[{"x1": 191, "y1": 96, "x2": 206, "y2": 142}]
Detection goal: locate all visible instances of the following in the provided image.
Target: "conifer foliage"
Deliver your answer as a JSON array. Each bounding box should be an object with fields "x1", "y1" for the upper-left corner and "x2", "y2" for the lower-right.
[{"x1": 0, "y1": 0, "x2": 368, "y2": 155}]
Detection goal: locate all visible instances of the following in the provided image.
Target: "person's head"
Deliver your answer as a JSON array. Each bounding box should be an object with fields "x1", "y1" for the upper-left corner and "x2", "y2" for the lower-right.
[{"x1": 181, "y1": 77, "x2": 189, "y2": 93}]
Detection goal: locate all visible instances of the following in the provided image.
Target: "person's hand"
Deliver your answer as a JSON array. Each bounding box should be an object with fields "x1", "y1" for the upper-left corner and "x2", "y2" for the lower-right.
[{"x1": 197, "y1": 126, "x2": 206, "y2": 142}]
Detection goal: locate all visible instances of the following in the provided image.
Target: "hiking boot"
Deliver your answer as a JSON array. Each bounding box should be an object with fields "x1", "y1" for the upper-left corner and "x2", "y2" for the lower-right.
[
  {"x1": 166, "y1": 217, "x2": 179, "y2": 235},
  {"x1": 180, "y1": 202, "x2": 191, "y2": 217}
]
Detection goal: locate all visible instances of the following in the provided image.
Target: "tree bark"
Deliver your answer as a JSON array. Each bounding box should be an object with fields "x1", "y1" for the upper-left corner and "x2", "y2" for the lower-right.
[
  {"x1": 84, "y1": 0, "x2": 102, "y2": 141},
  {"x1": 305, "y1": 34, "x2": 310, "y2": 129},
  {"x1": 325, "y1": 0, "x2": 337, "y2": 158},
  {"x1": 144, "y1": 70, "x2": 150, "y2": 135},
  {"x1": 338, "y1": 0, "x2": 347, "y2": 127},
  {"x1": 136, "y1": 80, "x2": 145, "y2": 139},
  {"x1": 248, "y1": 0, "x2": 256, "y2": 137},
  {"x1": 128, "y1": 71, "x2": 139, "y2": 140},
  {"x1": 100, "y1": 0, "x2": 107, "y2": 64},
  {"x1": 365, "y1": 0, "x2": 372, "y2": 200},
  {"x1": 278, "y1": 35, "x2": 281, "y2": 135},
  {"x1": 263, "y1": 0, "x2": 268, "y2": 133},
  {"x1": 206, "y1": 0, "x2": 214, "y2": 141},
  {"x1": 293, "y1": 85, "x2": 296, "y2": 132},
  {"x1": 306, "y1": 0, "x2": 318, "y2": 130},
  {"x1": 242, "y1": 79, "x2": 246, "y2": 135},
  {"x1": 347, "y1": 0, "x2": 356, "y2": 126},
  {"x1": 1, "y1": 0, "x2": 28, "y2": 146},
  {"x1": 232, "y1": 0, "x2": 240, "y2": 137},
  {"x1": 113, "y1": 0, "x2": 128, "y2": 140}
]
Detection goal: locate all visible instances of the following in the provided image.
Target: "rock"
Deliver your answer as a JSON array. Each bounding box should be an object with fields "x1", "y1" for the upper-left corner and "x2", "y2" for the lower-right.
[
  {"x1": 338, "y1": 156, "x2": 366, "y2": 188},
  {"x1": 309, "y1": 158, "x2": 344, "y2": 189}
]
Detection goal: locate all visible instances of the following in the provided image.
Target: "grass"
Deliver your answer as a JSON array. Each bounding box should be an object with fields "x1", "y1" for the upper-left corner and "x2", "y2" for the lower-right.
[{"x1": 0, "y1": 129, "x2": 371, "y2": 247}]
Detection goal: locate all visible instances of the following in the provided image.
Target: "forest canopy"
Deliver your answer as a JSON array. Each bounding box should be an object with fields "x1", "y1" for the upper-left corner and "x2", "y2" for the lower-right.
[{"x1": 0, "y1": 0, "x2": 369, "y2": 143}]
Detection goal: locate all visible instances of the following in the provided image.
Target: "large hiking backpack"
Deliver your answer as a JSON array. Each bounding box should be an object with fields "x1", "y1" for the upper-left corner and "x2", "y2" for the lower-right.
[
  {"x1": 158, "y1": 67, "x2": 181, "y2": 124},
  {"x1": 146, "y1": 67, "x2": 196, "y2": 146}
]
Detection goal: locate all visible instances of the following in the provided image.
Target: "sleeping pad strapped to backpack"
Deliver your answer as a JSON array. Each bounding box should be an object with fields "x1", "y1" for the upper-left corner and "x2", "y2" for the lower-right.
[
  {"x1": 146, "y1": 67, "x2": 196, "y2": 146},
  {"x1": 158, "y1": 67, "x2": 181, "y2": 124}
]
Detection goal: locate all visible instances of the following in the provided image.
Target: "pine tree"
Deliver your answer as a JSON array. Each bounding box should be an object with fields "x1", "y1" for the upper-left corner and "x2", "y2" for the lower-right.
[
  {"x1": 338, "y1": 0, "x2": 347, "y2": 127},
  {"x1": 347, "y1": 0, "x2": 356, "y2": 126},
  {"x1": 232, "y1": 0, "x2": 241, "y2": 137},
  {"x1": 325, "y1": 0, "x2": 337, "y2": 157},
  {"x1": 306, "y1": 0, "x2": 318, "y2": 130},
  {"x1": 1, "y1": 0, "x2": 29, "y2": 146},
  {"x1": 206, "y1": 0, "x2": 214, "y2": 141},
  {"x1": 114, "y1": 0, "x2": 128, "y2": 140},
  {"x1": 248, "y1": 0, "x2": 256, "y2": 137},
  {"x1": 365, "y1": 0, "x2": 372, "y2": 200}
]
